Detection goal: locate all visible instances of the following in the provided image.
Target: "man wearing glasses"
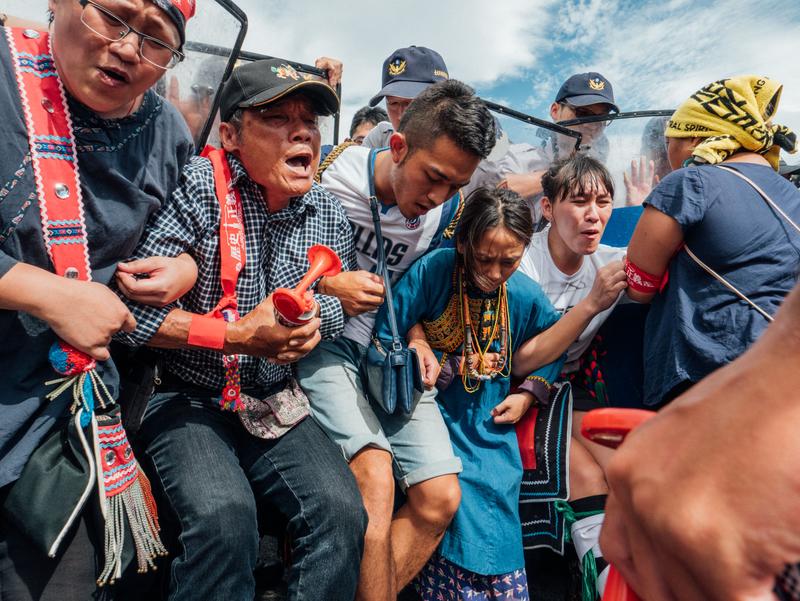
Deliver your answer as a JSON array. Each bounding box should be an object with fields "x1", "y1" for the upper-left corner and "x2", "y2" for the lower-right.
[{"x1": 0, "y1": 0, "x2": 197, "y2": 597}]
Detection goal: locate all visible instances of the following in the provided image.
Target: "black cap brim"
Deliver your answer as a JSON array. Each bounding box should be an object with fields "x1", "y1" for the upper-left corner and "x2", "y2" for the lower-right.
[
  {"x1": 563, "y1": 93, "x2": 619, "y2": 113},
  {"x1": 236, "y1": 80, "x2": 340, "y2": 119}
]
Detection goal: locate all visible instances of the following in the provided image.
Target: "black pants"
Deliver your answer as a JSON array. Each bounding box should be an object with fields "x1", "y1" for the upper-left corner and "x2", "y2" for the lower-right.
[
  {"x1": 0, "y1": 486, "x2": 155, "y2": 601},
  {"x1": 0, "y1": 480, "x2": 98, "y2": 601}
]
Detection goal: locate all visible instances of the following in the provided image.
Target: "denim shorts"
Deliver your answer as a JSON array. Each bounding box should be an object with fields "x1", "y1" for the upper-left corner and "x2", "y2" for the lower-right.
[{"x1": 297, "y1": 337, "x2": 462, "y2": 490}]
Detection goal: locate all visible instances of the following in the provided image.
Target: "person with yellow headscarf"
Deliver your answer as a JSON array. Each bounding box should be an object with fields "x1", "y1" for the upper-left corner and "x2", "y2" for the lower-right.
[{"x1": 623, "y1": 75, "x2": 800, "y2": 408}]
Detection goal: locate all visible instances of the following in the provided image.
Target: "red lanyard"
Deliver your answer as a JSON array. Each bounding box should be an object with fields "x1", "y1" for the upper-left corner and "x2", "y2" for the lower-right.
[
  {"x1": 189, "y1": 146, "x2": 246, "y2": 411},
  {"x1": 205, "y1": 147, "x2": 246, "y2": 316}
]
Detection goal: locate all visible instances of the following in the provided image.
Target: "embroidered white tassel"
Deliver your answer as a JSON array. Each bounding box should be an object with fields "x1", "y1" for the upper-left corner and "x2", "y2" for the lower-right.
[{"x1": 94, "y1": 413, "x2": 167, "y2": 586}]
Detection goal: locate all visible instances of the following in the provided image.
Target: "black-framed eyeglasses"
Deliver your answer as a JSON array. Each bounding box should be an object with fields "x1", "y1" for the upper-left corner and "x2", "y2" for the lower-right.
[{"x1": 79, "y1": 0, "x2": 184, "y2": 70}]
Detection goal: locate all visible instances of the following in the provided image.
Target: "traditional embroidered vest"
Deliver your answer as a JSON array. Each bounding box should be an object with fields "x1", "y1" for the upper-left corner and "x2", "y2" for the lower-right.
[{"x1": 7, "y1": 26, "x2": 165, "y2": 584}]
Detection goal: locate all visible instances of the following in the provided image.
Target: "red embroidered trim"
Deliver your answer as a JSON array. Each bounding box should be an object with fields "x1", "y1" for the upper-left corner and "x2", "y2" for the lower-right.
[{"x1": 8, "y1": 27, "x2": 91, "y2": 281}]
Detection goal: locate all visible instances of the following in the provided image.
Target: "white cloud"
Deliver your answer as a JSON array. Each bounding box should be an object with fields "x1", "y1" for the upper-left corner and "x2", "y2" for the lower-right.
[
  {"x1": 7, "y1": 0, "x2": 800, "y2": 151},
  {"x1": 234, "y1": 0, "x2": 557, "y2": 137},
  {"x1": 554, "y1": 0, "x2": 800, "y2": 136}
]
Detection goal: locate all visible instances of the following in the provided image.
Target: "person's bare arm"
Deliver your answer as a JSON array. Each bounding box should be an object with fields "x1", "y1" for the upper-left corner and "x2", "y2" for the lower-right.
[
  {"x1": 601, "y1": 281, "x2": 800, "y2": 601},
  {"x1": 0, "y1": 263, "x2": 135, "y2": 361},
  {"x1": 625, "y1": 205, "x2": 684, "y2": 303},
  {"x1": 512, "y1": 260, "x2": 627, "y2": 377},
  {"x1": 500, "y1": 170, "x2": 547, "y2": 199},
  {"x1": 148, "y1": 295, "x2": 321, "y2": 364}
]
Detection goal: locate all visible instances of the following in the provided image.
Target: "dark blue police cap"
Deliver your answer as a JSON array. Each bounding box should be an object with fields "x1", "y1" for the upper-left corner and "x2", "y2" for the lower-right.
[
  {"x1": 369, "y1": 46, "x2": 449, "y2": 107},
  {"x1": 555, "y1": 72, "x2": 619, "y2": 113}
]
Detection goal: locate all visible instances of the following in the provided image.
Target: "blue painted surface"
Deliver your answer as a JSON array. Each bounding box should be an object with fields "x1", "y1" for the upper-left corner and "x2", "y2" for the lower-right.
[{"x1": 601, "y1": 205, "x2": 643, "y2": 247}]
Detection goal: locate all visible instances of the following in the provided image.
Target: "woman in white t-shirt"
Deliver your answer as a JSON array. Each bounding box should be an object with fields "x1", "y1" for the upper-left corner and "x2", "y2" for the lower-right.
[{"x1": 517, "y1": 155, "x2": 627, "y2": 599}]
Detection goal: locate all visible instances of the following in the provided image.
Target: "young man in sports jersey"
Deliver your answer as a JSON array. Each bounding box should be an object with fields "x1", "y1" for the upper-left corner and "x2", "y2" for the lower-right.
[
  {"x1": 115, "y1": 59, "x2": 367, "y2": 601},
  {"x1": 298, "y1": 79, "x2": 496, "y2": 601}
]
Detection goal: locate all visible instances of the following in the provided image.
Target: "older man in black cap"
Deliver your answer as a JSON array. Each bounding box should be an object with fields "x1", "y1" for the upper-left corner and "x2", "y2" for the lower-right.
[{"x1": 115, "y1": 58, "x2": 367, "y2": 601}]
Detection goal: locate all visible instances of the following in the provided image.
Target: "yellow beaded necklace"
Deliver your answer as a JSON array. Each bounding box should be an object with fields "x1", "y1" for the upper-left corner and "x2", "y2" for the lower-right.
[{"x1": 457, "y1": 268, "x2": 512, "y2": 393}]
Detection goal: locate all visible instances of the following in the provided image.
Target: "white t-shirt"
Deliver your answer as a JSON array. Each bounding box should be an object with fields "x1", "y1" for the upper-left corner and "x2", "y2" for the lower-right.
[
  {"x1": 320, "y1": 144, "x2": 448, "y2": 346},
  {"x1": 518, "y1": 229, "x2": 625, "y2": 372}
]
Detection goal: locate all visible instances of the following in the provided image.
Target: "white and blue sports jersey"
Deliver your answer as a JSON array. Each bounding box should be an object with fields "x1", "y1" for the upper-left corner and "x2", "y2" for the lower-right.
[{"x1": 320, "y1": 144, "x2": 458, "y2": 346}]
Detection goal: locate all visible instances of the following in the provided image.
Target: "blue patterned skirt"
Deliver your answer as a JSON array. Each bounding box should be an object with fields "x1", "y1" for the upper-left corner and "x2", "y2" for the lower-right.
[{"x1": 413, "y1": 553, "x2": 530, "y2": 601}]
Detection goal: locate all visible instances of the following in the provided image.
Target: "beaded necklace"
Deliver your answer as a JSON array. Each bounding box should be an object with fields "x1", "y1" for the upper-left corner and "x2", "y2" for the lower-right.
[{"x1": 457, "y1": 267, "x2": 512, "y2": 392}]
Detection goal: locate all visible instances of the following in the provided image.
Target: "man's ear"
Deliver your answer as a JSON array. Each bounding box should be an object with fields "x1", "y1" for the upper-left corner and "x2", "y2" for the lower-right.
[
  {"x1": 541, "y1": 195, "x2": 554, "y2": 222},
  {"x1": 549, "y1": 102, "x2": 562, "y2": 122},
  {"x1": 389, "y1": 131, "x2": 409, "y2": 164},
  {"x1": 219, "y1": 121, "x2": 240, "y2": 154}
]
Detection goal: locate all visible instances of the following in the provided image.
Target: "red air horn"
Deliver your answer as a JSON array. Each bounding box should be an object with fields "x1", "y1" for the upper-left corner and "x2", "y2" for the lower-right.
[
  {"x1": 273, "y1": 245, "x2": 342, "y2": 325},
  {"x1": 580, "y1": 408, "x2": 657, "y2": 601}
]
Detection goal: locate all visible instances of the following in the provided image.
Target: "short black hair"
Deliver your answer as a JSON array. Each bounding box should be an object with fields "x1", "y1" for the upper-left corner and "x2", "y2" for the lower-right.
[
  {"x1": 349, "y1": 106, "x2": 389, "y2": 137},
  {"x1": 541, "y1": 154, "x2": 615, "y2": 203},
  {"x1": 398, "y1": 80, "x2": 496, "y2": 160},
  {"x1": 455, "y1": 187, "x2": 533, "y2": 289}
]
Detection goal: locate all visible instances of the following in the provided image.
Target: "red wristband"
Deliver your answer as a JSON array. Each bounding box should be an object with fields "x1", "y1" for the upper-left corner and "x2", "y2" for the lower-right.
[
  {"x1": 625, "y1": 258, "x2": 665, "y2": 294},
  {"x1": 187, "y1": 315, "x2": 227, "y2": 350}
]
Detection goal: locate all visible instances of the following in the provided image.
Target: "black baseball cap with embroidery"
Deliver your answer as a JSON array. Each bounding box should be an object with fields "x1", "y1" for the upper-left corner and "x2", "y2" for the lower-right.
[
  {"x1": 555, "y1": 72, "x2": 619, "y2": 113},
  {"x1": 219, "y1": 58, "x2": 340, "y2": 122},
  {"x1": 368, "y1": 46, "x2": 449, "y2": 107}
]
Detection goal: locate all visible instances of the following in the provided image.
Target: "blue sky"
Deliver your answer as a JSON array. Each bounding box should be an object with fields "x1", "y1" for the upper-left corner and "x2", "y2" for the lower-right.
[
  {"x1": 228, "y1": 0, "x2": 800, "y2": 163},
  {"x1": 8, "y1": 0, "x2": 800, "y2": 165}
]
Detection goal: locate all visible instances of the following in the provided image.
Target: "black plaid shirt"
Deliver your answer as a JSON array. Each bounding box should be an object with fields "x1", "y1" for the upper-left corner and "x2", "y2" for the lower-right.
[{"x1": 117, "y1": 153, "x2": 356, "y2": 391}]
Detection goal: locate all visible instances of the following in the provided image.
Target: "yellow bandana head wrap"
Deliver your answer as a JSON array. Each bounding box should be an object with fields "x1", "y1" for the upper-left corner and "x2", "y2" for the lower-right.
[{"x1": 665, "y1": 75, "x2": 797, "y2": 170}]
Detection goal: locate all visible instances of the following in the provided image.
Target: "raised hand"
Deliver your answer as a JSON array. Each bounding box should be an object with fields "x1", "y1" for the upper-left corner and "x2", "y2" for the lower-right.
[
  {"x1": 623, "y1": 156, "x2": 659, "y2": 206},
  {"x1": 314, "y1": 56, "x2": 343, "y2": 88}
]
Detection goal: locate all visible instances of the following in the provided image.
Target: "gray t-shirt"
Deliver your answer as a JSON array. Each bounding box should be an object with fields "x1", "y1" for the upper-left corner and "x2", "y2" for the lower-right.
[{"x1": 361, "y1": 121, "x2": 394, "y2": 149}]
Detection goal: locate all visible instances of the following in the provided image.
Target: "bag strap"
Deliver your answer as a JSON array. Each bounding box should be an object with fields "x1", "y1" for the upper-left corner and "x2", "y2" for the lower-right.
[
  {"x1": 683, "y1": 164, "x2": 800, "y2": 323},
  {"x1": 683, "y1": 245, "x2": 774, "y2": 322},
  {"x1": 716, "y1": 165, "x2": 800, "y2": 235},
  {"x1": 367, "y1": 149, "x2": 403, "y2": 351}
]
